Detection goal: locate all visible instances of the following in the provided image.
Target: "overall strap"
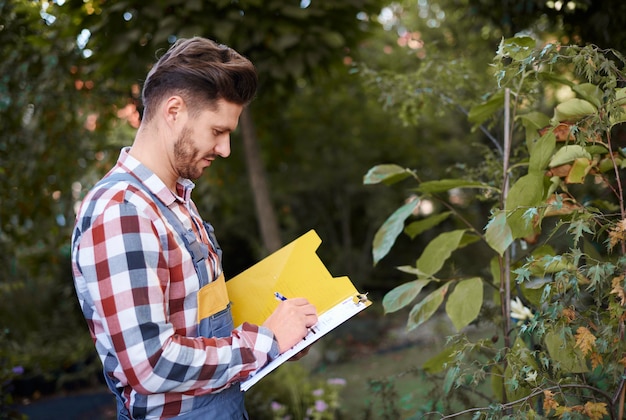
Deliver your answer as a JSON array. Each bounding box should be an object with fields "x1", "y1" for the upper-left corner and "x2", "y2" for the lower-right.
[{"x1": 93, "y1": 173, "x2": 213, "y2": 286}]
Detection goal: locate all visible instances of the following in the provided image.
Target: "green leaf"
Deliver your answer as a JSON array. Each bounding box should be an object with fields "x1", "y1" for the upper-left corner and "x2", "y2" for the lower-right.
[
  {"x1": 396, "y1": 265, "x2": 428, "y2": 276},
  {"x1": 485, "y1": 211, "x2": 513, "y2": 256},
  {"x1": 408, "y1": 284, "x2": 448, "y2": 331},
  {"x1": 468, "y1": 91, "x2": 504, "y2": 125},
  {"x1": 585, "y1": 144, "x2": 609, "y2": 155},
  {"x1": 445, "y1": 277, "x2": 483, "y2": 331},
  {"x1": 382, "y1": 279, "x2": 431, "y2": 314},
  {"x1": 458, "y1": 232, "x2": 481, "y2": 249},
  {"x1": 505, "y1": 337, "x2": 539, "y2": 401},
  {"x1": 544, "y1": 330, "x2": 589, "y2": 373},
  {"x1": 363, "y1": 164, "x2": 413, "y2": 185},
  {"x1": 505, "y1": 173, "x2": 545, "y2": 239},
  {"x1": 518, "y1": 111, "x2": 551, "y2": 151},
  {"x1": 416, "y1": 179, "x2": 496, "y2": 194},
  {"x1": 423, "y1": 344, "x2": 460, "y2": 374},
  {"x1": 416, "y1": 229, "x2": 467, "y2": 277},
  {"x1": 372, "y1": 198, "x2": 420, "y2": 265},
  {"x1": 549, "y1": 145, "x2": 592, "y2": 167},
  {"x1": 404, "y1": 212, "x2": 452, "y2": 239},
  {"x1": 610, "y1": 88, "x2": 626, "y2": 126},
  {"x1": 443, "y1": 365, "x2": 459, "y2": 395},
  {"x1": 572, "y1": 83, "x2": 602, "y2": 108},
  {"x1": 528, "y1": 131, "x2": 556, "y2": 173},
  {"x1": 497, "y1": 36, "x2": 536, "y2": 61},
  {"x1": 553, "y1": 98, "x2": 597, "y2": 122},
  {"x1": 566, "y1": 157, "x2": 591, "y2": 183}
]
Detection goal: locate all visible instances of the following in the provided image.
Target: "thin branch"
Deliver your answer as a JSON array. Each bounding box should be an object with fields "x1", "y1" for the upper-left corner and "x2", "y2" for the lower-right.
[
  {"x1": 454, "y1": 103, "x2": 504, "y2": 156},
  {"x1": 422, "y1": 383, "x2": 615, "y2": 419}
]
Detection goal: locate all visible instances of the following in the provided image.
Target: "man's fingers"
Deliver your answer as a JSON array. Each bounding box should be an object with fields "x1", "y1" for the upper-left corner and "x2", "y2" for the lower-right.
[{"x1": 305, "y1": 313, "x2": 318, "y2": 328}]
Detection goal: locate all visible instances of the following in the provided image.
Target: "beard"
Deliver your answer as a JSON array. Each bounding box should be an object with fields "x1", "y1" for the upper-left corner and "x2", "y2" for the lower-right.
[{"x1": 173, "y1": 125, "x2": 203, "y2": 180}]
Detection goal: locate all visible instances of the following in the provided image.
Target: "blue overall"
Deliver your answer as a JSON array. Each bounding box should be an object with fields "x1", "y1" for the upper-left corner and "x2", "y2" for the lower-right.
[{"x1": 86, "y1": 173, "x2": 248, "y2": 419}]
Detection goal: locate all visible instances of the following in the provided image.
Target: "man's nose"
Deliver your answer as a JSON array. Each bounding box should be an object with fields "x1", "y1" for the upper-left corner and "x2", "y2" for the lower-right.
[{"x1": 215, "y1": 136, "x2": 231, "y2": 158}]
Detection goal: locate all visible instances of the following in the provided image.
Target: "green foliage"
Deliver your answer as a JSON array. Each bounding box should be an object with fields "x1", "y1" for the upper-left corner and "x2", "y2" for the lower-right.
[
  {"x1": 245, "y1": 363, "x2": 345, "y2": 420},
  {"x1": 0, "y1": 332, "x2": 26, "y2": 420},
  {"x1": 0, "y1": 0, "x2": 111, "y2": 401},
  {"x1": 366, "y1": 36, "x2": 626, "y2": 418}
]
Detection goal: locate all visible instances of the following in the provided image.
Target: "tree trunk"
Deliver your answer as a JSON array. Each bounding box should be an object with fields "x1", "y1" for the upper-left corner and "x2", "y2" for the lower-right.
[{"x1": 239, "y1": 107, "x2": 283, "y2": 254}]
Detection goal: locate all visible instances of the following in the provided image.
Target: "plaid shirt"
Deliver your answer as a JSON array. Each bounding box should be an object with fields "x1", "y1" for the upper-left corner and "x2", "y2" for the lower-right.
[{"x1": 71, "y1": 148, "x2": 278, "y2": 418}]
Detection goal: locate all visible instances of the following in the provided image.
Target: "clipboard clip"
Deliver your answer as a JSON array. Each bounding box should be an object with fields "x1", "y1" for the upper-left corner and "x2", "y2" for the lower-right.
[{"x1": 353, "y1": 292, "x2": 369, "y2": 305}]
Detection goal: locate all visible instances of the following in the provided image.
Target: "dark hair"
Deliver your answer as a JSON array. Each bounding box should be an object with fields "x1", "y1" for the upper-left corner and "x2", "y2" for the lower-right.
[{"x1": 141, "y1": 37, "x2": 258, "y2": 121}]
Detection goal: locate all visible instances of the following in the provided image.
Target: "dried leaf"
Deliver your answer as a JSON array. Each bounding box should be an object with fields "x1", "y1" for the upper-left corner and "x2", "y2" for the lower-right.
[
  {"x1": 590, "y1": 352, "x2": 603, "y2": 370},
  {"x1": 574, "y1": 326, "x2": 596, "y2": 356},
  {"x1": 608, "y1": 219, "x2": 626, "y2": 250},
  {"x1": 543, "y1": 390, "x2": 559, "y2": 413},
  {"x1": 610, "y1": 275, "x2": 626, "y2": 306},
  {"x1": 583, "y1": 401, "x2": 608, "y2": 420},
  {"x1": 562, "y1": 308, "x2": 576, "y2": 323}
]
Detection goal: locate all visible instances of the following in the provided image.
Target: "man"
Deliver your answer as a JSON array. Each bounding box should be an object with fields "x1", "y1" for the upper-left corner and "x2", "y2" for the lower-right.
[{"x1": 71, "y1": 37, "x2": 318, "y2": 419}]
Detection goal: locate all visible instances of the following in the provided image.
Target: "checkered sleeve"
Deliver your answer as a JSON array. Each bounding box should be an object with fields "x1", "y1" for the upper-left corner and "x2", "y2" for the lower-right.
[{"x1": 75, "y1": 193, "x2": 278, "y2": 395}]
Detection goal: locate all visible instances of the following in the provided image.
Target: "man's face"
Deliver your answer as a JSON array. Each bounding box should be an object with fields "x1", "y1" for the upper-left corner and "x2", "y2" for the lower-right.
[{"x1": 173, "y1": 99, "x2": 243, "y2": 180}]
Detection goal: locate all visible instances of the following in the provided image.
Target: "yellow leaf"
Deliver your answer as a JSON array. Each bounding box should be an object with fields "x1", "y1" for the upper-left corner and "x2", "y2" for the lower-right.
[
  {"x1": 610, "y1": 275, "x2": 626, "y2": 306},
  {"x1": 583, "y1": 401, "x2": 608, "y2": 420},
  {"x1": 619, "y1": 356, "x2": 626, "y2": 368},
  {"x1": 543, "y1": 390, "x2": 559, "y2": 413},
  {"x1": 574, "y1": 326, "x2": 596, "y2": 356},
  {"x1": 590, "y1": 352, "x2": 603, "y2": 370},
  {"x1": 608, "y1": 221, "x2": 626, "y2": 250}
]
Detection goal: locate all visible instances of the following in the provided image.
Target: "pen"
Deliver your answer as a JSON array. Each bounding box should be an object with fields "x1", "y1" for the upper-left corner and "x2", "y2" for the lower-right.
[{"x1": 274, "y1": 291, "x2": 287, "y2": 302}]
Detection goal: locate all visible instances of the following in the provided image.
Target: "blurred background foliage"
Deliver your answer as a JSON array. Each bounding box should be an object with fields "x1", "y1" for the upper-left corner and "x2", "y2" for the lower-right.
[{"x1": 2, "y1": 0, "x2": 625, "y2": 417}]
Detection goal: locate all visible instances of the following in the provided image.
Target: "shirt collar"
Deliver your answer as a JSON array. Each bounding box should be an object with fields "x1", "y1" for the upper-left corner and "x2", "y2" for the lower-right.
[{"x1": 114, "y1": 147, "x2": 195, "y2": 206}]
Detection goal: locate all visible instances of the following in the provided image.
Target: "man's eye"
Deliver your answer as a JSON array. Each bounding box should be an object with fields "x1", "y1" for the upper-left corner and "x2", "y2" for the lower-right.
[{"x1": 213, "y1": 130, "x2": 223, "y2": 136}]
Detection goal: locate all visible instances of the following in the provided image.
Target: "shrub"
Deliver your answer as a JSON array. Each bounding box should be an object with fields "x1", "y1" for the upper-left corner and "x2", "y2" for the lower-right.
[{"x1": 365, "y1": 38, "x2": 626, "y2": 419}]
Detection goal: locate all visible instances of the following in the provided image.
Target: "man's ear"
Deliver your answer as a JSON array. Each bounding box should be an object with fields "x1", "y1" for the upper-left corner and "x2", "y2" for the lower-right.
[{"x1": 163, "y1": 95, "x2": 186, "y2": 126}]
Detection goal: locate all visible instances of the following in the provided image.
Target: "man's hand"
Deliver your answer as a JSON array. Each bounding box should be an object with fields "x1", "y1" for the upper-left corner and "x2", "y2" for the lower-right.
[{"x1": 262, "y1": 298, "x2": 317, "y2": 354}]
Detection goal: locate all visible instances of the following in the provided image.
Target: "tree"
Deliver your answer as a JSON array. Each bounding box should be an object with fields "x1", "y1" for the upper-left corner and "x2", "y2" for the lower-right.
[
  {"x1": 61, "y1": 0, "x2": 384, "y2": 253},
  {"x1": 467, "y1": 0, "x2": 626, "y2": 52},
  {"x1": 0, "y1": 0, "x2": 111, "y2": 405}
]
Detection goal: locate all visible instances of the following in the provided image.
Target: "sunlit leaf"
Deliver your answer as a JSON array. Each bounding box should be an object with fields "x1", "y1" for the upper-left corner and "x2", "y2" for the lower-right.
[
  {"x1": 445, "y1": 277, "x2": 483, "y2": 331},
  {"x1": 565, "y1": 157, "x2": 591, "y2": 184},
  {"x1": 382, "y1": 279, "x2": 431, "y2": 314},
  {"x1": 497, "y1": 36, "x2": 536, "y2": 61},
  {"x1": 553, "y1": 98, "x2": 597, "y2": 122},
  {"x1": 485, "y1": 210, "x2": 513, "y2": 256},
  {"x1": 363, "y1": 164, "x2": 413, "y2": 185},
  {"x1": 372, "y1": 198, "x2": 420, "y2": 265},
  {"x1": 572, "y1": 83, "x2": 602, "y2": 108},
  {"x1": 408, "y1": 284, "x2": 448, "y2": 331},
  {"x1": 549, "y1": 145, "x2": 592, "y2": 167},
  {"x1": 396, "y1": 265, "x2": 427, "y2": 276},
  {"x1": 416, "y1": 229, "x2": 467, "y2": 276}
]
